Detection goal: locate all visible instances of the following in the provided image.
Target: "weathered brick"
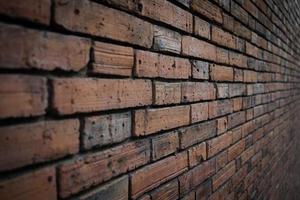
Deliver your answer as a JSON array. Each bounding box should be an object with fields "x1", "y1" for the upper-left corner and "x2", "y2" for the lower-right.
[
  {"x1": 215, "y1": 150, "x2": 228, "y2": 171},
  {"x1": 181, "y1": 82, "x2": 216, "y2": 102},
  {"x1": 152, "y1": 131, "x2": 179, "y2": 160},
  {"x1": 228, "y1": 139, "x2": 245, "y2": 161},
  {"x1": 210, "y1": 64, "x2": 234, "y2": 81},
  {"x1": 82, "y1": 112, "x2": 131, "y2": 150},
  {"x1": 59, "y1": 140, "x2": 150, "y2": 198},
  {"x1": 133, "y1": 106, "x2": 190, "y2": 136},
  {"x1": 191, "y1": 102, "x2": 209, "y2": 123},
  {"x1": 135, "y1": 50, "x2": 191, "y2": 79},
  {"x1": 228, "y1": 111, "x2": 246, "y2": 129},
  {"x1": 52, "y1": 78, "x2": 152, "y2": 114},
  {"x1": 244, "y1": 70, "x2": 257, "y2": 82},
  {"x1": 54, "y1": 0, "x2": 153, "y2": 48},
  {"x1": 0, "y1": 23, "x2": 90, "y2": 71},
  {"x1": 246, "y1": 42, "x2": 259, "y2": 58},
  {"x1": 150, "y1": 180, "x2": 179, "y2": 200},
  {"x1": 207, "y1": 131, "x2": 232, "y2": 158},
  {"x1": 0, "y1": 119, "x2": 79, "y2": 172},
  {"x1": 216, "y1": 48, "x2": 230, "y2": 64},
  {"x1": 191, "y1": 60, "x2": 209, "y2": 80},
  {"x1": 216, "y1": 83, "x2": 229, "y2": 98},
  {"x1": 154, "y1": 81, "x2": 181, "y2": 105},
  {"x1": 0, "y1": 167, "x2": 56, "y2": 200},
  {"x1": 131, "y1": 152, "x2": 188, "y2": 199},
  {"x1": 0, "y1": 75, "x2": 47, "y2": 119},
  {"x1": 182, "y1": 36, "x2": 217, "y2": 61},
  {"x1": 233, "y1": 97, "x2": 243, "y2": 111},
  {"x1": 231, "y1": 1, "x2": 248, "y2": 25},
  {"x1": 212, "y1": 161, "x2": 235, "y2": 191},
  {"x1": 217, "y1": 117, "x2": 228, "y2": 135},
  {"x1": 179, "y1": 159, "x2": 215, "y2": 194},
  {"x1": 0, "y1": 0, "x2": 51, "y2": 24},
  {"x1": 191, "y1": 0, "x2": 223, "y2": 24},
  {"x1": 153, "y1": 26, "x2": 181, "y2": 54},
  {"x1": 212, "y1": 26, "x2": 236, "y2": 49},
  {"x1": 103, "y1": 0, "x2": 193, "y2": 32},
  {"x1": 180, "y1": 120, "x2": 217, "y2": 149},
  {"x1": 229, "y1": 51, "x2": 247, "y2": 68},
  {"x1": 92, "y1": 41, "x2": 133, "y2": 76},
  {"x1": 195, "y1": 179, "x2": 212, "y2": 200},
  {"x1": 182, "y1": 192, "x2": 196, "y2": 200},
  {"x1": 234, "y1": 68, "x2": 244, "y2": 82},
  {"x1": 229, "y1": 84, "x2": 246, "y2": 97},
  {"x1": 209, "y1": 100, "x2": 233, "y2": 119},
  {"x1": 240, "y1": 146, "x2": 255, "y2": 165},
  {"x1": 188, "y1": 142, "x2": 207, "y2": 167},
  {"x1": 77, "y1": 176, "x2": 128, "y2": 200},
  {"x1": 194, "y1": 17, "x2": 211, "y2": 39}
]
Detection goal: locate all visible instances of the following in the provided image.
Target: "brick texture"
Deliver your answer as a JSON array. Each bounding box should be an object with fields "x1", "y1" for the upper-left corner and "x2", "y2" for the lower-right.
[{"x1": 1, "y1": 0, "x2": 300, "y2": 200}]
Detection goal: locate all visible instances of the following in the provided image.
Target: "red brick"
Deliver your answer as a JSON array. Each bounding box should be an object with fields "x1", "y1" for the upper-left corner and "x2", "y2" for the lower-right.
[
  {"x1": 181, "y1": 82, "x2": 216, "y2": 102},
  {"x1": 82, "y1": 112, "x2": 131, "y2": 150},
  {"x1": 234, "y1": 68, "x2": 244, "y2": 82},
  {"x1": 244, "y1": 70, "x2": 257, "y2": 82},
  {"x1": 0, "y1": 0, "x2": 51, "y2": 24},
  {"x1": 210, "y1": 64, "x2": 234, "y2": 81},
  {"x1": 153, "y1": 25, "x2": 182, "y2": 54},
  {"x1": 77, "y1": 176, "x2": 128, "y2": 200},
  {"x1": 133, "y1": 106, "x2": 190, "y2": 136},
  {"x1": 212, "y1": 161, "x2": 235, "y2": 190},
  {"x1": 107, "y1": 0, "x2": 193, "y2": 32},
  {"x1": 194, "y1": 17, "x2": 211, "y2": 39},
  {"x1": 231, "y1": 1, "x2": 248, "y2": 24},
  {"x1": 233, "y1": 97, "x2": 243, "y2": 111},
  {"x1": 229, "y1": 51, "x2": 247, "y2": 68},
  {"x1": 191, "y1": 60, "x2": 210, "y2": 80},
  {"x1": 228, "y1": 111, "x2": 246, "y2": 129},
  {"x1": 246, "y1": 42, "x2": 259, "y2": 58},
  {"x1": 182, "y1": 36, "x2": 217, "y2": 61},
  {"x1": 217, "y1": 117, "x2": 228, "y2": 135},
  {"x1": 0, "y1": 75, "x2": 47, "y2": 119},
  {"x1": 131, "y1": 152, "x2": 188, "y2": 199},
  {"x1": 179, "y1": 159, "x2": 215, "y2": 194},
  {"x1": 135, "y1": 50, "x2": 191, "y2": 79},
  {"x1": 215, "y1": 150, "x2": 228, "y2": 171},
  {"x1": 59, "y1": 140, "x2": 150, "y2": 198},
  {"x1": 191, "y1": 0, "x2": 223, "y2": 24},
  {"x1": 150, "y1": 180, "x2": 179, "y2": 200},
  {"x1": 154, "y1": 81, "x2": 181, "y2": 105},
  {"x1": 240, "y1": 145, "x2": 255, "y2": 165},
  {"x1": 228, "y1": 139, "x2": 245, "y2": 161},
  {"x1": 211, "y1": 26, "x2": 236, "y2": 49},
  {"x1": 0, "y1": 119, "x2": 79, "y2": 172},
  {"x1": 195, "y1": 179, "x2": 212, "y2": 200},
  {"x1": 182, "y1": 192, "x2": 196, "y2": 200},
  {"x1": 54, "y1": 0, "x2": 153, "y2": 48},
  {"x1": 52, "y1": 78, "x2": 152, "y2": 115},
  {"x1": 191, "y1": 102, "x2": 209, "y2": 123},
  {"x1": 207, "y1": 131, "x2": 232, "y2": 158},
  {"x1": 152, "y1": 131, "x2": 179, "y2": 160},
  {"x1": 188, "y1": 142, "x2": 207, "y2": 167},
  {"x1": 216, "y1": 48, "x2": 230, "y2": 64},
  {"x1": 0, "y1": 23, "x2": 90, "y2": 71},
  {"x1": 92, "y1": 41, "x2": 133, "y2": 76},
  {"x1": 209, "y1": 100, "x2": 233, "y2": 118},
  {"x1": 229, "y1": 84, "x2": 246, "y2": 97},
  {"x1": 0, "y1": 167, "x2": 56, "y2": 200},
  {"x1": 180, "y1": 120, "x2": 217, "y2": 149}
]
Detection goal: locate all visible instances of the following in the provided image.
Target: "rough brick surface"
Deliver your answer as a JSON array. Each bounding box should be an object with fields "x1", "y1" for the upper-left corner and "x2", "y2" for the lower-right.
[{"x1": 1, "y1": 0, "x2": 300, "y2": 200}]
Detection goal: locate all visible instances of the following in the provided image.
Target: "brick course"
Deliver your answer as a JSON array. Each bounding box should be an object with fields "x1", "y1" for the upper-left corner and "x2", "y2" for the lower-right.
[{"x1": 0, "y1": 0, "x2": 300, "y2": 200}]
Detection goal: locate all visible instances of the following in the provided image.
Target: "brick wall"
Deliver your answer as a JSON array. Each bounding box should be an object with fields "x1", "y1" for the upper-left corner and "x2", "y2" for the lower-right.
[{"x1": 0, "y1": 0, "x2": 300, "y2": 199}]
